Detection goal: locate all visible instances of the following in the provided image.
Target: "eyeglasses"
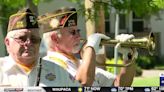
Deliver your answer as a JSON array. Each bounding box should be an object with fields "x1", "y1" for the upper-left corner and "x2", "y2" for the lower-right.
[
  {"x1": 11, "y1": 36, "x2": 41, "y2": 45},
  {"x1": 67, "y1": 29, "x2": 80, "y2": 36}
]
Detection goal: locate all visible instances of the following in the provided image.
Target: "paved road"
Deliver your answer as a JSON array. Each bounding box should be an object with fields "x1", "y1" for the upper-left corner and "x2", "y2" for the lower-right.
[{"x1": 141, "y1": 69, "x2": 164, "y2": 77}]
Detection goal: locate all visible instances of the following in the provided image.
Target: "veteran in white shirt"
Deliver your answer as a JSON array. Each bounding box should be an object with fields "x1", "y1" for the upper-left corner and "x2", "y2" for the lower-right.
[
  {"x1": 39, "y1": 7, "x2": 138, "y2": 87},
  {"x1": 0, "y1": 8, "x2": 80, "y2": 87}
]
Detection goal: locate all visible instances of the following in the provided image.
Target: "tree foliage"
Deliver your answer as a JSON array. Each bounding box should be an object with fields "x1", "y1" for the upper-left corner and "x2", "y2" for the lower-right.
[
  {"x1": 68, "y1": 0, "x2": 164, "y2": 18},
  {"x1": 0, "y1": 0, "x2": 25, "y2": 23}
]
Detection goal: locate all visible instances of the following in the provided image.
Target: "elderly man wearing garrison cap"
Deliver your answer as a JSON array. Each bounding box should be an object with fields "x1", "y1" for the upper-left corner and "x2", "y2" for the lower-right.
[
  {"x1": 39, "y1": 7, "x2": 115, "y2": 86},
  {"x1": 0, "y1": 8, "x2": 80, "y2": 87},
  {"x1": 39, "y1": 7, "x2": 138, "y2": 86}
]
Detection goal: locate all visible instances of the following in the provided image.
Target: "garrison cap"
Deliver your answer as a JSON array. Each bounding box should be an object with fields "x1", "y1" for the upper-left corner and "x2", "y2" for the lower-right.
[
  {"x1": 7, "y1": 8, "x2": 39, "y2": 32},
  {"x1": 38, "y1": 7, "x2": 77, "y2": 33}
]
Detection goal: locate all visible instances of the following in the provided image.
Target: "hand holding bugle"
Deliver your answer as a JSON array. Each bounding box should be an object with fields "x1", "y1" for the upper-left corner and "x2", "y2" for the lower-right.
[{"x1": 81, "y1": 32, "x2": 155, "y2": 55}]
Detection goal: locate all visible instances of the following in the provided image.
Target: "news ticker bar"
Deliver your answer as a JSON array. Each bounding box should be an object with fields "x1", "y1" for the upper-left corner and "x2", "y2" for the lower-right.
[{"x1": 0, "y1": 87, "x2": 164, "y2": 92}]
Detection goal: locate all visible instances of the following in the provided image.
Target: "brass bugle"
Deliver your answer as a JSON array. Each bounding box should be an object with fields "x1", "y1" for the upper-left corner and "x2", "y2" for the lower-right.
[
  {"x1": 81, "y1": 32, "x2": 156, "y2": 55},
  {"x1": 102, "y1": 32, "x2": 155, "y2": 55},
  {"x1": 81, "y1": 32, "x2": 155, "y2": 67}
]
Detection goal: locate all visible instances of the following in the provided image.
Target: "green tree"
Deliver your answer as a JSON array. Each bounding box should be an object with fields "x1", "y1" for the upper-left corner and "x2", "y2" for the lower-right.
[{"x1": 68, "y1": 0, "x2": 164, "y2": 18}]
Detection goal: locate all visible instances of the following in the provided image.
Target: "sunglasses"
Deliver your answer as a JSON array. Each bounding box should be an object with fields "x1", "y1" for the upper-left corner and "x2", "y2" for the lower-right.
[{"x1": 11, "y1": 35, "x2": 41, "y2": 45}]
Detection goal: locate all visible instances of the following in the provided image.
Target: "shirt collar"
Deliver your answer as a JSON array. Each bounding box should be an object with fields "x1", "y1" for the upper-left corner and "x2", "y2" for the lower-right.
[
  {"x1": 46, "y1": 51, "x2": 69, "y2": 62},
  {"x1": 45, "y1": 51, "x2": 80, "y2": 67},
  {"x1": 3, "y1": 55, "x2": 40, "y2": 73}
]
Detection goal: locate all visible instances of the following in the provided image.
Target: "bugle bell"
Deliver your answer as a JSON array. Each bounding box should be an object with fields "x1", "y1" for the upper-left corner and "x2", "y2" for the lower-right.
[{"x1": 101, "y1": 32, "x2": 155, "y2": 55}]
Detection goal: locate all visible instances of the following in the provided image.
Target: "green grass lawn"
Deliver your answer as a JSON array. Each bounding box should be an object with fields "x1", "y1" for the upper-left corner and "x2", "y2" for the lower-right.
[
  {"x1": 105, "y1": 59, "x2": 162, "y2": 86},
  {"x1": 132, "y1": 76, "x2": 159, "y2": 86}
]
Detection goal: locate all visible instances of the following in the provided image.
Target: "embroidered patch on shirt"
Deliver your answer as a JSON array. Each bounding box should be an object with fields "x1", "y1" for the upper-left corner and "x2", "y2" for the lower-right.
[{"x1": 45, "y1": 73, "x2": 56, "y2": 81}]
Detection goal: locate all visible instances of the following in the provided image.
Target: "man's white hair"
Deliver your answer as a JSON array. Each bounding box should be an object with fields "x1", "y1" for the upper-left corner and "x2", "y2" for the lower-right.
[
  {"x1": 42, "y1": 29, "x2": 61, "y2": 50},
  {"x1": 6, "y1": 30, "x2": 19, "y2": 38}
]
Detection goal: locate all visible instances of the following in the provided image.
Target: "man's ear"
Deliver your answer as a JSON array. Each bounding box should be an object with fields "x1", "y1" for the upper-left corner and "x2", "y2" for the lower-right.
[
  {"x1": 4, "y1": 38, "x2": 10, "y2": 54},
  {"x1": 4, "y1": 38, "x2": 10, "y2": 46},
  {"x1": 51, "y1": 33, "x2": 58, "y2": 43}
]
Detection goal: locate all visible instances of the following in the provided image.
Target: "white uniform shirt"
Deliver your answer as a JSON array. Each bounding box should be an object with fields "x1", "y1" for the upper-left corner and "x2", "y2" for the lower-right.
[
  {"x1": 44, "y1": 51, "x2": 116, "y2": 87},
  {"x1": 0, "y1": 56, "x2": 81, "y2": 87}
]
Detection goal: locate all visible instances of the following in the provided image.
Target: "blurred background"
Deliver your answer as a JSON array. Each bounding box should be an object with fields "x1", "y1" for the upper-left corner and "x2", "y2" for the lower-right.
[{"x1": 0, "y1": 0, "x2": 164, "y2": 86}]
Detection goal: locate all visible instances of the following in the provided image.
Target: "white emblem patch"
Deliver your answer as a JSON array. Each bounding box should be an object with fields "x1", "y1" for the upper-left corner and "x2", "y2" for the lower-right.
[{"x1": 50, "y1": 18, "x2": 59, "y2": 28}]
